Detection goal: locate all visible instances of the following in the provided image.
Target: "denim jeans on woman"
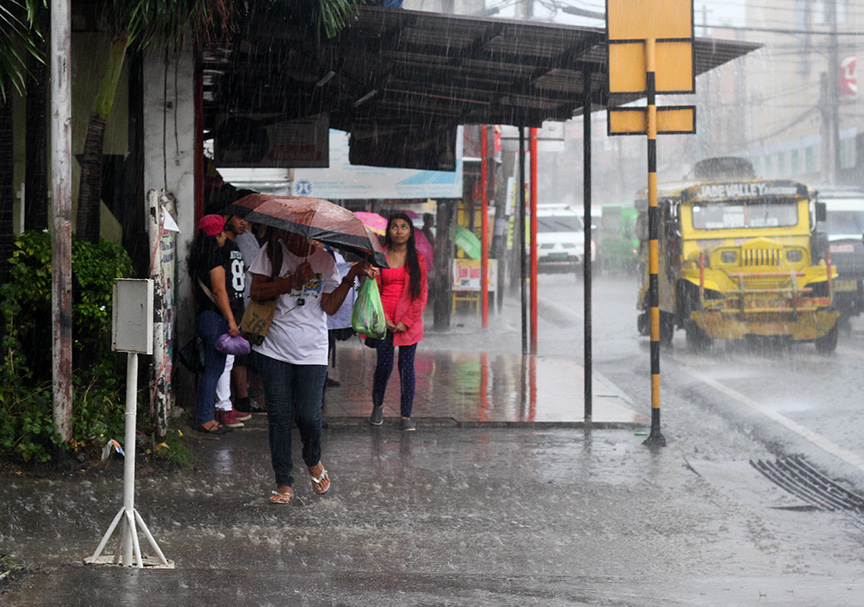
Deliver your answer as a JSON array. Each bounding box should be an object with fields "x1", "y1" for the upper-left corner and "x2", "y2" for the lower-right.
[
  {"x1": 255, "y1": 352, "x2": 327, "y2": 488},
  {"x1": 195, "y1": 309, "x2": 229, "y2": 426}
]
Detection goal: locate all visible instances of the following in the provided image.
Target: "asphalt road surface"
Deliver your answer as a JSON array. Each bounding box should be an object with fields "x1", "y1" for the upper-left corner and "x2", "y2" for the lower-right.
[{"x1": 538, "y1": 271, "x2": 864, "y2": 490}]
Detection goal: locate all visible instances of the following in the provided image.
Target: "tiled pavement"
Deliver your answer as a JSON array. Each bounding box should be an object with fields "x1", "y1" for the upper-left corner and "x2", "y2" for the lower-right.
[{"x1": 319, "y1": 330, "x2": 648, "y2": 428}]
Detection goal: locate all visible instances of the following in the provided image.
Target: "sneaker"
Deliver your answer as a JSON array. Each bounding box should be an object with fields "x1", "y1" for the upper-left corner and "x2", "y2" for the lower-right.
[
  {"x1": 216, "y1": 410, "x2": 244, "y2": 428},
  {"x1": 369, "y1": 406, "x2": 384, "y2": 426},
  {"x1": 232, "y1": 407, "x2": 252, "y2": 422},
  {"x1": 400, "y1": 418, "x2": 416, "y2": 432}
]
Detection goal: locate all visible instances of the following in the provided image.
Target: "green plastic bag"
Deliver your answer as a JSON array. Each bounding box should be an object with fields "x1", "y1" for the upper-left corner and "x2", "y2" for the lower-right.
[{"x1": 351, "y1": 277, "x2": 387, "y2": 340}]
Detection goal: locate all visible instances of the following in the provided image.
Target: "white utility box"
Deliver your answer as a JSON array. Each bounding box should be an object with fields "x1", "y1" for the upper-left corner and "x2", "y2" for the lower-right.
[{"x1": 112, "y1": 279, "x2": 154, "y2": 354}]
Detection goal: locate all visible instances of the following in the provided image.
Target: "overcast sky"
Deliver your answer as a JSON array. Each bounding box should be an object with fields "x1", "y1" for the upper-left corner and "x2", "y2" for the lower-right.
[{"x1": 495, "y1": 0, "x2": 747, "y2": 31}]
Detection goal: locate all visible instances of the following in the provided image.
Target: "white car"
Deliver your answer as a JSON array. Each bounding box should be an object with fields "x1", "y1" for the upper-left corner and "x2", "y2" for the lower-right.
[
  {"x1": 536, "y1": 205, "x2": 596, "y2": 274},
  {"x1": 817, "y1": 187, "x2": 864, "y2": 317}
]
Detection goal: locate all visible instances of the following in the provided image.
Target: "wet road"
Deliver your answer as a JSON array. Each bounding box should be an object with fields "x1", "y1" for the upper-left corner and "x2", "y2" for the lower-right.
[
  {"x1": 2, "y1": 272, "x2": 864, "y2": 605},
  {"x1": 2, "y1": 425, "x2": 863, "y2": 606},
  {"x1": 538, "y1": 272, "x2": 864, "y2": 490}
]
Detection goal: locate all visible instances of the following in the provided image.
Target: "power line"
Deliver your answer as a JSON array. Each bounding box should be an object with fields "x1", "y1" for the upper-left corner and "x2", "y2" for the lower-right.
[{"x1": 703, "y1": 23, "x2": 864, "y2": 36}]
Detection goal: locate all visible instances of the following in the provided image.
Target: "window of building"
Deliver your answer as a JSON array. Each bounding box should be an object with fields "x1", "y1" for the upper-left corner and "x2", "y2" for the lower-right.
[{"x1": 840, "y1": 139, "x2": 856, "y2": 169}]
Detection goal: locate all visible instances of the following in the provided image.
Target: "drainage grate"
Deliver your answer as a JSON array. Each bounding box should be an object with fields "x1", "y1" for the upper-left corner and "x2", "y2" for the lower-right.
[{"x1": 750, "y1": 456, "x2": 864, "y2": 514}]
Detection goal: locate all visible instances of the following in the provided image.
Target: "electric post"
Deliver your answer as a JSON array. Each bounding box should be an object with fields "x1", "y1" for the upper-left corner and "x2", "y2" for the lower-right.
[{"x1": 827, "y1": 0, "x2": 840, "y2": 184}]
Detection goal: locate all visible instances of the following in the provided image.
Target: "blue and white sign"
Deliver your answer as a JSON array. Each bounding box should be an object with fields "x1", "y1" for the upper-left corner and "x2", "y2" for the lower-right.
[{"x1": 291, "y1": 129, "x2": 463, "y2": 200}]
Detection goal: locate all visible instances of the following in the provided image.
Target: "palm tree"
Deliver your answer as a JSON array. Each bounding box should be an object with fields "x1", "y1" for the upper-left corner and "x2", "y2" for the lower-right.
[
  {"x1": 0, "y1": 0, "x2": 41, "y2": 102},
  {"x1": 0, "y1": 0, "x2": 42, "y2": 283},
  {"x1": 75, "y1": 0, "x2": 361, "y2": 243}
]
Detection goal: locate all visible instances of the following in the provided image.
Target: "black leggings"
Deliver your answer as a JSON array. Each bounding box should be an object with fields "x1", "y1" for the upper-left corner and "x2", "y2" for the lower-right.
[{"x1": 372, "y1": 332, "x2": 417, "y2": 418}]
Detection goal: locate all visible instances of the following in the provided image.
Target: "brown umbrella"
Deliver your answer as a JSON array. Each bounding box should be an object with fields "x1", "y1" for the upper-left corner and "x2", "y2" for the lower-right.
[{"x1": 224, "y1": 194, "x2": 388, "y2": 267}]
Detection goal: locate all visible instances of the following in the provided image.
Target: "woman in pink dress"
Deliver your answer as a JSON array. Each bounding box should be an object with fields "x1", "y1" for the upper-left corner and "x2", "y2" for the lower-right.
[{"x1": 369, "y1": 213, "x2": 429, "y2": 431}]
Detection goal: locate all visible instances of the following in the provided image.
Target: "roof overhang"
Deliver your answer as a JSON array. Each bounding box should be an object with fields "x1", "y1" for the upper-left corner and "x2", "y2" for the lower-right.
[{"x1": 200, "y1": 7, "x2": 759, "y2": 137}]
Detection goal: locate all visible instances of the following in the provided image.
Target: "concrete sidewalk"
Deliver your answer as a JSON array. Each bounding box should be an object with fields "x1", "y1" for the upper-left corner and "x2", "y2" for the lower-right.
[{"x1": 322, "y1": 299, "x2": 647, "y2": 428}]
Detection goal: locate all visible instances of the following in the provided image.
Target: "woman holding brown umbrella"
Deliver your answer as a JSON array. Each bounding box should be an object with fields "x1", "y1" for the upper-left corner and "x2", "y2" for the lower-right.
[{"x1": 249, "y1": 228, "x2": 377, "y2": 504}]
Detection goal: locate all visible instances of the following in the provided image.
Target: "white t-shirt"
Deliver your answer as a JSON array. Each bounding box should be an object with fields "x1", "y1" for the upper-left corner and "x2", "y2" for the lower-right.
[
  {"x1": 249, "y1": 242, "x2": 340, "y2": 366},
  {"x1": 327, "y1": 249, "x2": 358, "y2": 331}
]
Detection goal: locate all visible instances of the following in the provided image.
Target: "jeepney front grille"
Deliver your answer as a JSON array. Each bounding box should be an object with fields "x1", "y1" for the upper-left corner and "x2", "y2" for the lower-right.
[
  {"x1": 739, "y1": 276, "x2": 791, "y2": 291},
  {"x1": 741, "y1": 248, "x2": 780, "y2": 267}
]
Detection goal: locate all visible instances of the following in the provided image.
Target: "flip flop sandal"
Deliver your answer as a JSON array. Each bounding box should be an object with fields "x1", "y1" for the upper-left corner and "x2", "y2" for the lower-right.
[
  {"x1": 310, "y1": 469, "x2": 330, "y2": 495},
  {"x1": 269, "y1": 488, "x2": 293, "y2": 504},
  {"x1": 196, "y1": 421, "x2": 229, "y2": 435}
]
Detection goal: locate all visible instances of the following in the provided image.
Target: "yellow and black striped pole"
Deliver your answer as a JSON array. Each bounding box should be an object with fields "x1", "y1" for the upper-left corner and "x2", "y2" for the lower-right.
[
  {"x1": 645, "y1": 38, "x2": 666, "y2": 447},
  {"x1": 608, "y1": 0, "x2": 694, "y2": 448}
]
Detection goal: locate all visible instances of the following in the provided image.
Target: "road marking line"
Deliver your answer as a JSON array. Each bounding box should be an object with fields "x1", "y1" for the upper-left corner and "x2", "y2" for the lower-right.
[{"x1": 678, "y1": 363, "x2": 864, "y2": 474}]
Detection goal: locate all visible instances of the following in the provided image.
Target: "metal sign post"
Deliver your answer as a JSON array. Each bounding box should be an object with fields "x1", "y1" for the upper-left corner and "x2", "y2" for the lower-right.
[
  {"x1": 607, "y1": 0, "x2": 697, "y2": 447},
  {"x1": 481, "y1": 125, "x2": 490, "y2": 328},
  {"x1": 86, "y1": 279, "x2": 173, "y2": 568}
]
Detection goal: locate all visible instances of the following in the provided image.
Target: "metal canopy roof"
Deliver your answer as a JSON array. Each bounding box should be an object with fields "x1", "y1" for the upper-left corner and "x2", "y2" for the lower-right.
[{"x1": 200, "y1": 7, "x2": 759, "y2": 136}]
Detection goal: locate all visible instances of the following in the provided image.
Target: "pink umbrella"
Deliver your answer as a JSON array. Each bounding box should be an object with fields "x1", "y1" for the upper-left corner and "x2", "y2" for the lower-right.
[
  {"x1": 354, "y1": 211, "x2": 388, "y2": 236},
  {"x1": 414, "y1": 229, "x2": 434, "y2": 271}
]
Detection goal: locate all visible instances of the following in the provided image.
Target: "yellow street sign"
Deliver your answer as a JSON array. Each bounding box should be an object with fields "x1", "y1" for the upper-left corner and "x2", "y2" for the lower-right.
[
  {"x1": 608, "y1": 0, "x2": 693, "y2": 41},
  {"x1": 608, "y1": 40, "x2": 694, "y2": 94},
  {"x1": 607, "y1": 106, "x2": 696, "y2": 136}
]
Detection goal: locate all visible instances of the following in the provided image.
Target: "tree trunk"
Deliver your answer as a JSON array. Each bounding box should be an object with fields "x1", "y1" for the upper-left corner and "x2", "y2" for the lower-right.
[
  {"x1": 75, "y1": 113, "x2": 108, "y2": 242},
  {"x1": 0, "y1": 75, "x2": 14, "y2": 285},
  {"x1": 25, "y1": 2, "x2": 49, "y2": 231},
  {"x1": 75, "y1": 35, "x2": 128, "y2": 243}
]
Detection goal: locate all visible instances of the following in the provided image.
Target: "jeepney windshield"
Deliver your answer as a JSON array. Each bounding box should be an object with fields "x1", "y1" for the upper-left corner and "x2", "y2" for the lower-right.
[{"x1": 691, "y1": 198, "x2": 800, "y2": 230}]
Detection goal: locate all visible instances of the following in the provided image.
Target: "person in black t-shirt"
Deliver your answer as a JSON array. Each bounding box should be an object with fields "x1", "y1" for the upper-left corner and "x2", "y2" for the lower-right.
[
  {"x1": 188, "y1": 214, "x2": 245, "y2": 434},
  {"x1": 212, "y1": 214, "x2": 252, "y2": 429}
]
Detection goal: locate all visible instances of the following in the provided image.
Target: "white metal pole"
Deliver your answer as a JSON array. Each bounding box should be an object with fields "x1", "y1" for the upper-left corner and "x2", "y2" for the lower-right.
[
  {"x1": 87, "y1": 281, "x2": 171, "y2": 568},
  {"x1": 122, "y1": 352, "x2": 138, "y2": 566}
]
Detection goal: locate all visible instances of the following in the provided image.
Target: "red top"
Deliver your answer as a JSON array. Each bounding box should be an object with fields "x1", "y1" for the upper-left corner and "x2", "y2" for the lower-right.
[
  {"x1": 375, "y1": 251, "x2": 428, "y2": 347},
  {"x1": 380, "y1": 265, "x2": 407, "y2": 321}
]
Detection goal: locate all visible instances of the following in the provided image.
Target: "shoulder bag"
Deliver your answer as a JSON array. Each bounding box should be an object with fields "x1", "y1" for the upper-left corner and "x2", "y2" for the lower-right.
[{"x1": 239, "y1": 299, "x2": 278, "y2": 346}]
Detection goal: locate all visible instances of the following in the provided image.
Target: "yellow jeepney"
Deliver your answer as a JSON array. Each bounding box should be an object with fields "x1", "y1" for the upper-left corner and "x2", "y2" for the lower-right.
[{"x1": 636, "y1": 163, "x2": 840, "y2": 352}]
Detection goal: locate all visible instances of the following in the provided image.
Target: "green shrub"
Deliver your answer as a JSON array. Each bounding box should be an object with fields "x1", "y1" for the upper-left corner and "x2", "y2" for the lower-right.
[{"x1": 0, "y1": 231, "x2": 135, "y2": 462}]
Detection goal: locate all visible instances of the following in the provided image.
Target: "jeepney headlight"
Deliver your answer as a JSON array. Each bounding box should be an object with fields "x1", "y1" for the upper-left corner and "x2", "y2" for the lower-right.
[
  {"x1": 720, "y1": 251, "x2": 737, "y2": 264},
  {"x1": 786, "y1": 250, "x2": 803, "y2": 262}
]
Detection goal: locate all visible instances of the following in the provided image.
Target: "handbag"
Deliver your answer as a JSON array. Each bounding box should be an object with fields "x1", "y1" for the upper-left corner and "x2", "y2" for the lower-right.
[
  {"x1": 239, "y1": 298, "x2": 278, "y2": 346},
  {"x1": 363, "y1": 336, "x2": 380, "y2": 349},
  {"x1": 178, "y1": 336, "x2": 204, "y2": 372}
]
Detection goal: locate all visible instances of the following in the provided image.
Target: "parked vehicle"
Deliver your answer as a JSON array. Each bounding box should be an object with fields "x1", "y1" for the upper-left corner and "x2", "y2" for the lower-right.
[
  {"x1": 635, "y1": 157, "x2": 840, "y2": 352},
  {"x1": 815, "y1": 187, "x2": 864, "y2": 319},
  {"x1": 599, "y1": 205, "x2": 639, "y2": 274},
  {"x1": 536, "y1": 205, "x2": 595, "y2": 274}
]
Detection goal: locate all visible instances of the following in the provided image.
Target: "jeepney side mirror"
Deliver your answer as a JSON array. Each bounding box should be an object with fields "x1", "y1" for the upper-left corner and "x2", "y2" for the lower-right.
[{"x1": 815, "y1": 201, "x2": 827, "y2": 223}]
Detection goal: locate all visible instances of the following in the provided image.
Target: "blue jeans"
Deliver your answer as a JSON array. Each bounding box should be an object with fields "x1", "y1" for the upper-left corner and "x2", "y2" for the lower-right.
[
  {"x1": 256, "y1": 353, "x2": 327, "y2": 488},
  {"x1": 372, "y1": 331, "x2": 418, "y2": 418},
  {"x1": 196, "y1": 310, "x2": 228, "y2": 426}
]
